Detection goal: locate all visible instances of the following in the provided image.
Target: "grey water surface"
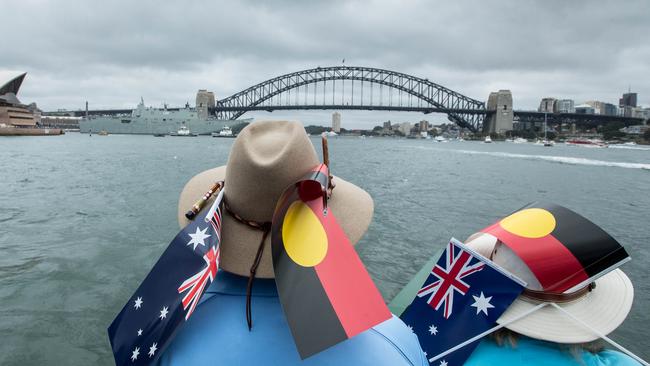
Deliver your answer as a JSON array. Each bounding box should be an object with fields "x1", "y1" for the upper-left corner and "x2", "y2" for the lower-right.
[{"x1": 0, "y1": 133, "x2": 649, "y2": 365}]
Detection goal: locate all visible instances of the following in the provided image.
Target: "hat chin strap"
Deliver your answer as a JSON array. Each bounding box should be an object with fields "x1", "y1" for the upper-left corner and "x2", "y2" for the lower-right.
[{"x1": 223, "y1": 196, "x2": 272, "y2": 331}]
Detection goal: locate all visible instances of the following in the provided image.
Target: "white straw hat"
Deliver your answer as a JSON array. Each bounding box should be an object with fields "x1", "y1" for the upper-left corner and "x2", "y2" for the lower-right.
[
  {"x1": 177, "y1": 120, "x2": 374, "y2": 278},
  {"x1": 465, "y1": 232, "x2": 634, "y2": 343}
]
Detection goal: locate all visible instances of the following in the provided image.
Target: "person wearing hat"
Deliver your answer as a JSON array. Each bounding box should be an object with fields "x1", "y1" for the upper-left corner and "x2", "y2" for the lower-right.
[
  {"x1": 156, "y1": 121, "x2": 427, "y2": 365},
  {"x1": 461, "y1": 204, "x2": 641, "y2": 365}
]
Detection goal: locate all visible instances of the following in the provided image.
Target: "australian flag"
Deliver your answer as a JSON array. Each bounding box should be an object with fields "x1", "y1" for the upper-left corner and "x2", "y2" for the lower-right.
[
  {"x1": 401, "y1": 238, "x2": 525, "y2": 366},
  {"x1": 108, "y1": 189, "x2": 224, "y2": 365}
]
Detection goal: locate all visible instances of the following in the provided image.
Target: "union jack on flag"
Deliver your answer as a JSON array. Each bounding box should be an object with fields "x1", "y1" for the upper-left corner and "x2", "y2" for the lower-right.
[
  {"x1": 108, "y1": 189, "x2": 225, "y2": 365},
  {"x1": 401, "y1": 238, "x2": 525, "y2": 366},
  {"x1": 416, "y1": 240, "x2": 485, "y2": 319}
]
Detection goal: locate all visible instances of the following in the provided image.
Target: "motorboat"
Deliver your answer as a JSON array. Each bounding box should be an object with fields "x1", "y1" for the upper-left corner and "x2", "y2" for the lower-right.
[
  {"x1": 212, "y1": 126, "x2": 235, "y2": 138},
  {"x1": 566, "y1": 139, "x2": 608, "y2": 148},
  {"x1": 434, "y1": 136, "x2": 447, "y2": 142},
  {"x1": 171, "y1": 125, "x2": 197, "y2": 137},
  {"x1": 484, "y1": 136, "x2": 492, "y2": 143},
  {"x1": 513, "y1": 137, "x2": 527, "y2": 144}
]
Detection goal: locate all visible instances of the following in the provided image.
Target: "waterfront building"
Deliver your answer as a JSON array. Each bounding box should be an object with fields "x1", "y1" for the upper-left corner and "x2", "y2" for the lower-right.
[
  {"x1": 574, "y1": 104, "x2": 595, "y2": 114},
  {"x1": 196, "y1": 90, "x2": 215, "y2": 120},
  {"x1": 40, "y1": 115, "x2": 82, "y2": 129},
  {"x1": 383, "y1": 121, "x2": 391, "y2": 130},
  {"x1": 0, "y1": 73, "x2": 37, "y2": 128},
  {"x1": 619, "y1": 125, "x2": 649, "y2": 135},
  {"x1": 332, "y1": 112, "x2": 341, "y2": 133},
  {"x1": 556, "y1": 99, "x2": 575, "y2": 113},
  {"x1": 396, "y1": 122, "x2": 411, "y2": 136},
  {"x1": 619, "y1": 92, "x2": 637, "y2": 108},
  {"x1": 418, "y1": 120, "x2": 429, "y2": 133},
  {"x1": 538, "y1": 97, "x2": 557, "y2": 113}
]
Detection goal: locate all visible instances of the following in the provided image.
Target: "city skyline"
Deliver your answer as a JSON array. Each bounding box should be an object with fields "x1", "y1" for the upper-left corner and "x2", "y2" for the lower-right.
[{"x1": 1, "y1": 0, "x2": 649, "y2": 128}]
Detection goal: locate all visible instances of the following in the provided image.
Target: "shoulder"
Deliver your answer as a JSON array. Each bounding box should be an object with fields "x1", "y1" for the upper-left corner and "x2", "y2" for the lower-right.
[
  {"x1": 581, "y1": 349, "x2": 642, "y2": 366},
  {"x1": 466, "y1": 337, "x2": 642, "y2": 366},
  {"x1": 158, "y1": 291, "x2": 427, "y2": 366}
]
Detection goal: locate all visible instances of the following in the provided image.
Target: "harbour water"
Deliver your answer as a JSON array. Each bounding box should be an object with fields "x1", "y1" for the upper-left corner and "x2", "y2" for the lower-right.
[{"x1": 1, "y1": 133, "x2": 649, "y2": 364}]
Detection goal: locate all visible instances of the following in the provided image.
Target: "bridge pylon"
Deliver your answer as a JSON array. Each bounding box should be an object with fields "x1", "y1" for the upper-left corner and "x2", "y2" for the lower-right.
[{"x1": 484, "y1": 90, "x2": 513, "y2": 134}]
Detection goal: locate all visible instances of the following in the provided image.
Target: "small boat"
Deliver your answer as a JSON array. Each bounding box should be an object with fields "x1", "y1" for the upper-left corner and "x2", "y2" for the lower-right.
[
  {"x1": 171, "y1": 125, "x2": 197, "y2": 137},
  {"x1": 98, "y1": 130, "x2": 109, "y2": 136},
  {"x1": 434, "y1": 136, "x2": 447, "y2": 142},
  {"x1": 513, "y1": 137, "x2": 527, "y2": 144},
  {"x1": 543, "y1": 140, "x2": 554, "y2": 147},
  {"x1": 623, "y1": 141, "x2": 637, "y2": 146},
  {"x1": 505, "y1": 138, "x2": 514, "y2": 142},
  {"x1": 211, "y1": 126, "x2": 235, "y2": 138},
  {"x1": 484, "y1": 136, "x2": 492, "y2": 143},
  {"x1": 566, "y1": 139, "x2": 608, "y2": 148}
]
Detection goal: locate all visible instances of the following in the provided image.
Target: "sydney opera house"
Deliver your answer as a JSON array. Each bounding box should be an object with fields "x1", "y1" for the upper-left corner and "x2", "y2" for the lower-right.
[{"x1": 0, "y1": 73, "x2": 62, "y2": 135}]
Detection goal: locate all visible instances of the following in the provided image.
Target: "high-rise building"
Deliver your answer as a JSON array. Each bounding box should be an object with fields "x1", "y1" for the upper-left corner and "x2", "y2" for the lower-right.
[
  {"x1": 538, "y1": 98, "x2": 558, "y2": 113},
  {"x1": 586, "y1": 101, "x2": 619, "y2": 116},
  {"x1": 619, "y1": 92, "x2": 637, "y2": 108},
  {"x1": 195, "y1": 90, "x2": 215, "y2": 120},
  {"x1": 556, "y1": 99, "x2": 575, "y2": 113},
  {"x1": 331, "y1": 112, "x2": 341, "y2": 133}
]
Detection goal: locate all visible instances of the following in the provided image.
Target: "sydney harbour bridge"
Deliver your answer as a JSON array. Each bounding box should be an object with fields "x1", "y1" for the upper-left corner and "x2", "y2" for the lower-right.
[{"x1": 55, "y1": 66, "x2": 646, "y2": 132}]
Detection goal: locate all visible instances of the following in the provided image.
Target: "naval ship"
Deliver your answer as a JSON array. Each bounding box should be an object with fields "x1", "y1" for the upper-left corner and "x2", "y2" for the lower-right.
[{"x1": 79, "y1": 90, "x2": 245, "y2": 135}]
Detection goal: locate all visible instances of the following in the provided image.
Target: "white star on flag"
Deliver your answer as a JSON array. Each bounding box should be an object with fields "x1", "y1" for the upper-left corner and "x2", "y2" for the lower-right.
[
  {"x1": 148, "y1": 342, "x2": 158, "y2": 357},
  {"x1": 439, "y1": 360, "x2": 448, "y2": 366},
  {"x1": 470, "y1": 291, "x2": 495, "y2": 315},
  {"x1": 159, "y1": 306, "x2": 169, "y2": 319},
  {"x1": 131, "y1": 347, "x2": 140, "y2": 361},
  {"x1": 407, "y1": 325, "x2": 414, "y2": 333},
  {"x1": 187, "y1": 227, "x2": 211, "y2": 250},
  {"x1": 137, "y1": 328, "x2": 142, "y2": 336},
  {"x1": 134, "y1": 297, "x2": 143, "y2": 309},
  {"x1": 428, "y1": 324, "x2": 438, "y2": 335}
]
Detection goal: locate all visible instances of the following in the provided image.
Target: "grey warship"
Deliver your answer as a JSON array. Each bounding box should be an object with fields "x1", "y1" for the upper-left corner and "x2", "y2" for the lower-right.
[{"x1": 79, "y1": 90, "x2": 245, "y2": 135}]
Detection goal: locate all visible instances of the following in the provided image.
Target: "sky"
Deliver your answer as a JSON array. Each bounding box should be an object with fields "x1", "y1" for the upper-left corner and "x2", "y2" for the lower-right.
[{"x1": 1, "y1": 0, "x2": 649, "y2": 128}]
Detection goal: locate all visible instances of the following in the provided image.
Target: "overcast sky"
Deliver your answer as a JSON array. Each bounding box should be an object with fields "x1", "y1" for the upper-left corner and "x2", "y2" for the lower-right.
[{"x1": 1, "y1": 0, "x2": 648, "y2": 128}]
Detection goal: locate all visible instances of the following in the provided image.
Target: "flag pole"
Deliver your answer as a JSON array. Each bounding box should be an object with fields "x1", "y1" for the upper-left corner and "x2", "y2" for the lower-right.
[{"x1": 185, "y1": 181, "x2": 224, "y2": 220}]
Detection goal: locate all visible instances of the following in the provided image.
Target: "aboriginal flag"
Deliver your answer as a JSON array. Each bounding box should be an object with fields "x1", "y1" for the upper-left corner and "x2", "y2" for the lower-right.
[
  {"x1": 271, "y1": 164, "x2": 391, "y2": 359},
  {"x1": 481, "y1": 202, "x2": 629, "y2": 293}
]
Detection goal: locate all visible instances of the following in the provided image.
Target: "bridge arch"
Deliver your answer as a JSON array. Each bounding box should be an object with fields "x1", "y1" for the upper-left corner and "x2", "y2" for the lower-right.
[{"x1": 213, "y1": 66, "x2": 486, "y2": 131}]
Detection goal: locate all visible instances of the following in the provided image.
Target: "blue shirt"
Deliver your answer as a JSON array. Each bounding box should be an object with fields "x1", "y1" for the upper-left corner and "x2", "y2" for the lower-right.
[
  {"x1": 466, "y1": 336, "x2": 641, "y2": 366},
  {"x1": 157, "y1": 271, "x2": 427, "y2": 366}
]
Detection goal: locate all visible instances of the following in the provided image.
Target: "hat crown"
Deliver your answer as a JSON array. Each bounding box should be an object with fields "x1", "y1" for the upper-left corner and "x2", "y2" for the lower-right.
[{"x1": 225, "y1": 121, "x2": 319, "y2": 222}]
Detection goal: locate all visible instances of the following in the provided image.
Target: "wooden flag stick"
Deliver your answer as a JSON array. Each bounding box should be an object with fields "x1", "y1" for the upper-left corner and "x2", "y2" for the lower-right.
[{"x1": 185, "y1": 181, "x2": 224, "y2": 220}]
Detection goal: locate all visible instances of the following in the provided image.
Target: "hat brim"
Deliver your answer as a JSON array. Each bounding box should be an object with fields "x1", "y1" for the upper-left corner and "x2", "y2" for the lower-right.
[
  {"x1": 465, "y1": 233, "x2": 634, "y2": 343},
  {"x1": 178, "y1": 166, "x2": 374, "y2": 278}
]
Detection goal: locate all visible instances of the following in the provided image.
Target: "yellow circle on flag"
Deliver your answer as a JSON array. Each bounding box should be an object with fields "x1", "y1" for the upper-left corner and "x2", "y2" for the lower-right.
[
  {"x1": 282, "y1": 201, "x2": 328, "y2": 267},
  {"x1": 499, "y1": 208, "x2": 556, "y2": 238}
]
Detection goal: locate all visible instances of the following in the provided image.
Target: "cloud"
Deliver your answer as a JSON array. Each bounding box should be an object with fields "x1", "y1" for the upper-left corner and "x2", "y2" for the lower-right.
[{"x1": 1, "y1": 0, "x2": 648, "y2": 128}]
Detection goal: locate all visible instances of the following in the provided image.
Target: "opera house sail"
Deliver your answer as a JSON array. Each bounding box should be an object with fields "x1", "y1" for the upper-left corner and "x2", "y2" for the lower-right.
[{"x1": 0, "y1": 73, "x2": 62, "y2": 136}]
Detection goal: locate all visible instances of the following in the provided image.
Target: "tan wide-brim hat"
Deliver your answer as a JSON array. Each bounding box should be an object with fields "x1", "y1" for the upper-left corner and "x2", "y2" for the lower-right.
[
  {"x1": 177, "y1": 121, "x2": 373, "y2": 278},
  {"x1": 465, "y1": 232, "x2": 634, "y2": 344}
]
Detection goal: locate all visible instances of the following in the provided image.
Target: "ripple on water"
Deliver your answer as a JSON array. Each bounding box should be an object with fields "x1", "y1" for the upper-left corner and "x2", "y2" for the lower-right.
[
  {"x1": 0, "y1": 208, "x2": 24, "y2": 223},
  {"x1": 0, "y1": 257, "x2": 44, "y2": 280}
]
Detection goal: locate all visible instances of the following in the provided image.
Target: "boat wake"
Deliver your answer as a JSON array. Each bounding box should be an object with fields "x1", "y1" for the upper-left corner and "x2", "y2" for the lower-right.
[
  {"x1": 608, "y1": 145, "x2": 650, "y2": 151},
  {"x1": 411, "y1": 146, "x2": 650, "y2": 170},
  {"x1": 456, "y1": 150, "x2": 650, "y2": 170}
]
